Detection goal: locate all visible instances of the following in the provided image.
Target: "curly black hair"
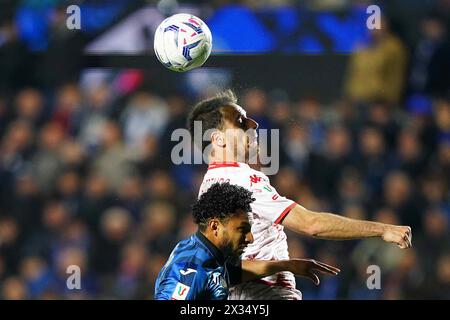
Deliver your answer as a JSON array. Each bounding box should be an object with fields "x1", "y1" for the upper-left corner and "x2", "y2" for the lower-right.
[{"x1": 192, "y1": 182, "x2": 255, "y2": 231}]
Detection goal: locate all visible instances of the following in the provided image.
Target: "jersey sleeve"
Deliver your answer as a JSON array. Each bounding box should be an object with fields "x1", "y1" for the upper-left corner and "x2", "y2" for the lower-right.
[
  {"x1": 248, "y1": 172, "x2": 297, "y2": 224},
  {"x1": 154, "y1": 262, "x2": 207, "y2": 300}
]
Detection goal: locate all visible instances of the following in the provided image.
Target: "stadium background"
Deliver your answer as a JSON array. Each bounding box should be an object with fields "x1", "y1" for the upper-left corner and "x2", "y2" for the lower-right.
[{"x1": 0, "y1": 0, "x2": 449, "y2": 299}]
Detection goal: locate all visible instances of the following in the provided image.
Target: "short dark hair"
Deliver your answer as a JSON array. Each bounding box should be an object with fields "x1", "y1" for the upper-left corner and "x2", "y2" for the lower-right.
[
  {"x1": 187, "y1": 90, "x2": 237, "y2": 150},
  {"x1": 192, "y1": 182, "x2": 254, "y2": 231}
]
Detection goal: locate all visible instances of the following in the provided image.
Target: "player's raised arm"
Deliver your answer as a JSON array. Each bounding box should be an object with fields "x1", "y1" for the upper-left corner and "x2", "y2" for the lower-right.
[
  {"x1": 281, "y1": 204, "x2": 412, "y2": 249},
  {"x1": 240, "y1": 259, "x2": 340, "y2": 285}
]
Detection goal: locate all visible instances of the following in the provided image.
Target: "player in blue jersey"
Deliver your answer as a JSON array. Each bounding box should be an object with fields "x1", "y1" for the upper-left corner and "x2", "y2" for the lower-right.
[{"x1": 154, "y1": 182, "x2": 340, "y2": 300}]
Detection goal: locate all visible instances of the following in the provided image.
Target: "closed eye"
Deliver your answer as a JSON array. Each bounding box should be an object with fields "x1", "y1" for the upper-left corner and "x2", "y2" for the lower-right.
[{"x1": 236, "y1": 116, "x2": 245, "y2": 128}]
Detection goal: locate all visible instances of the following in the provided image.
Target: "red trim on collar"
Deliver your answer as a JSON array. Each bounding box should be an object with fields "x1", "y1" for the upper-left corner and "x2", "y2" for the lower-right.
[{"x1": 208, "y1": 162, "x2": 240, "y2": 170}]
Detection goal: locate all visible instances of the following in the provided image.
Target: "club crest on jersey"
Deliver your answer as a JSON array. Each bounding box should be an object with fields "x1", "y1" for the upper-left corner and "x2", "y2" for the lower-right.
[
  {"x1": 171, "y1": 282, "x2": 190, "y2": 300},
  {"x1": 250, "y1": 174, "x2": 262, "y2": 186}
]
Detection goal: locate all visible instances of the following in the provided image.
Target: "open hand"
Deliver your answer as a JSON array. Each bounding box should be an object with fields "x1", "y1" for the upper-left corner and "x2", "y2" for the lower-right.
[{"x1": 288, "y1": 259, "x2": 340, "y2": 286}]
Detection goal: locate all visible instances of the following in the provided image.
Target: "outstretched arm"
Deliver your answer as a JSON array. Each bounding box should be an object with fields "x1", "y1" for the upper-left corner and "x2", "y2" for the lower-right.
[
  {"x1": 241, "y1": 259, "x2": 340, "y2": 284},
  {"x1": 282, "y1": 204, "x2": 412, "y2": 248}
]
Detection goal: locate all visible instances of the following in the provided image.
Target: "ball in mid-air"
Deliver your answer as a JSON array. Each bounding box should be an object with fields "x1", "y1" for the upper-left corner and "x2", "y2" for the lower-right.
[{"x1": 154, "y1": 13, "x2": 212, "y2": 72}]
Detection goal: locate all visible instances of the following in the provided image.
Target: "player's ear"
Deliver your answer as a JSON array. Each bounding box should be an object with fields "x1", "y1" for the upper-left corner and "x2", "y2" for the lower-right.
[
  {"x1": 208, "y1": 219, "x2": 220, "y2": 236},
  {"x1": 211, "y1": 130, "x2": 226, "y2": 148}
]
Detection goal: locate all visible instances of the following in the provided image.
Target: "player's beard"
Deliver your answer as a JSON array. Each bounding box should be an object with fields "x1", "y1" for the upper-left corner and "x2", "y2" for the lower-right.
[
  {"x1": 226, "y1": 244, "x2": 244, "y2": 266},
  {"x1": 220, "y1": 232, "x2": 243, "y2": 264},
  {"x1": 234, "y1": 133, "x2": 259, "y2": 164},
  {"x1": 246, "y1": 129, "x2": 258, "y2": 165}
]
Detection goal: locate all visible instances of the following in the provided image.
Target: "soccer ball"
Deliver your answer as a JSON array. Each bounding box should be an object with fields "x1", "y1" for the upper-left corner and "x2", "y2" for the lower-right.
[{"x1": 154, "y1": 13, "x2": 212, "y2": 72}]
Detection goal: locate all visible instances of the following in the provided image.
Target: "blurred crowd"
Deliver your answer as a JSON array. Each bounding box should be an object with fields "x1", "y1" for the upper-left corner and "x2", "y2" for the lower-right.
[{"x1": 1, "y1": 2, "x2": 450, "y2": 300}]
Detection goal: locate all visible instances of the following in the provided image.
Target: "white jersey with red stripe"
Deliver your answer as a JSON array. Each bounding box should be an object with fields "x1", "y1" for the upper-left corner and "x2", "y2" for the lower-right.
[{"x1": 199, "y1": 162, "x2": 300, "y2": 297}]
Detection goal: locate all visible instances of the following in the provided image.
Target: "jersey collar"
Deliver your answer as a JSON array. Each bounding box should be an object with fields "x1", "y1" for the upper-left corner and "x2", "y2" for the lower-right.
[
  {"x1": 196, "y1": 231, "x2": 225, "y2": 266},
  {"x1": 208, "y1": 162, "x2": 249, "y2": 170}
]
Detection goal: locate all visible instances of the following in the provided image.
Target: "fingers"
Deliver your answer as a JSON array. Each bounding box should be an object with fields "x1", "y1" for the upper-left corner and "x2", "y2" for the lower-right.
[
  {"x1": 297, "y1": 260, "x2": 340, "y2": 286},
  {"x1": 398, "y1": 237, "x2": 411, "y2": 249},
  {"x1": 405, "y1": 226, "x2": 412, "y2": 237},
  {"x1": 305, "y1": 272, "x2": 320, "y2": 286},
  {"x1": 312, "y1": 260, "x2": 340, "y2": 275},
  {"x1": 404, "y1": 233, "x2": 412, "y2": 248},
  {"x1": 399, "y1": 227, "x2": 413, "y2": 249},
  {"x1": 386, "y1": 226, "x2": 413, "y2": 249}
]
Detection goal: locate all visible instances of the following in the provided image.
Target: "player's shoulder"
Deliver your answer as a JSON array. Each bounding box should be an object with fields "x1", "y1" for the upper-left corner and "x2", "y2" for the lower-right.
[
  {"x1": 202, "y1": 163, "x2": 250, "y2": 186},
  {"x1": 246, "y1": 166, "x2": 271, "y2": 187},
  {"x1": 169, "y1": 236, "x2": 212, "y2": 267}
]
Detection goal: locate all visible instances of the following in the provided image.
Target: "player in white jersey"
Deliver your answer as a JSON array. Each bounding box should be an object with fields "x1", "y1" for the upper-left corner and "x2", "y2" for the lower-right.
[
  {"x1": 200, "y1": 162, "x2": 302, "y2": 299},
  {"x1": 188, "y1": 90, "x2": 412, "y2": 300}
]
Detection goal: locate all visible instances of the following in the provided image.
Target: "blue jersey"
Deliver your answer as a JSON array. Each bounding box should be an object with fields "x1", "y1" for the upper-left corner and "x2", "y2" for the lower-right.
[{"x1": 154, "y1": 231, "x2": 241, "y2": 300}]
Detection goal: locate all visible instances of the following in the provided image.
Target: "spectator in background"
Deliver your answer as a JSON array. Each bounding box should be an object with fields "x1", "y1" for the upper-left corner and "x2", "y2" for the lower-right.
[
  {"x1": 0, "y1": 120, "x2": 34, "y2": 207},
  {"x1": 351, "y1": 208, "x2": 406, "y2": 275},
  {"x1": 90, "y1": 207, "x2": 133, "y2": 279},
  {"x1": 434, "y1": 98, "x2": 450, "y2": 136},
  {"x1": 54, "y1": 246, "x2": 96, "y2": 298},
  {"x1": 383, "y1": 248, "x2": 422, "y2": 299},
  {"x1": 1, "y1": 276, "x2": 28, "y2": 300},
  {"x1": 31, "y1": 122, "x2": 65, "y2": 196},
  {"x1": 36, "y1": 4, "x2": 85, "y2": 88},
  {"x1": 419, "y1": 171, "x2": 449, "y2": 217},
  {"x1": 116, "y1": 175, "x2": 144, "y2": 222},
  {"x1": 19, "y1": 255, "x2": 55, "y2": 299},
  {"x1": 0, "y1": 217, "x2": 21, "y2": 276},
  {"x1": 345, "y1": 16, "x2": 408, "y2": 105},
  {"x1": 14, "y1": 88, "x2": 45, "y2": 127},
  {"x1": 0, "y1": 17, "x2": 33, "y2": 93},
  {"x1": 393, "y1": 128, "x2": 427, "y2": 179},
  {"x1": 356, "y1": 126, "x2": 390, "y2": 199},
  {"x1": 432, "y1": 134, "x2": 450, "y2": 184},
  {"x1": 145, "y1": 169, "x2": 190, "y2": 212},
  {"x1": 52, "y1": 83, "x2": 83, "y2": 136},
  {"x1": 333, "y1": 168, "x2": 367, "y2": 212},
  {"x1": 77, "y1": 83, "x2": 114, "y2": 151},
  {"x1": 365, "y1": 101, "x2": 399, "y2": 151},
  {"x1": 55, "y1": 170, "x2": 82, "y2": 217},
  {"x1": 9, "y1": 172, "x2": 42, "y2": 239},
  {"x1": 293, "y1": 97, "x2": 326, "y2": 153},
  {"x1": 78, "y1": 173, "x2": 115, "y2": 232},
  {"x1": 121, "y1": 91, "x2": 169, "y2": 150},
  {"x1": 408, "y1": 13, "x2": 450, "y2": 97},
  {"x1": 416, "y1": 208, "x2": 450, "y2": 277},
  {"x1": 0, "y1": 97, "x2": 8, "y2": 136},
  {"x1": 380, "y1": 171, "x2": 423, "y2": 230},
  {"x1": 91, "y1": 121, "x2": 134, "y2": 193},
  {"x1": 134, "y1": 134, "x2": 169, "y2": 176},
  {"x1": 405, "y1": 94, "x2": 438, "y2": 156},
  {"x1": 139, "y1": 201, "x2": 177, "y2": 256},
  {"x1": 284, "y1": 123, "x2": 310, "y2": 174},
  {"x1": 113, "y1": 242, "x2": 150, "y2": 299},
  {"x1": 59, "y1": 139, "x2": 86, "y2": 173},
  {"x1": 434, "y1": 254, "x2": 450, "y2": 299},
  {"x1": 306, "y1": 125, "x2": 353, "y2": 201}
]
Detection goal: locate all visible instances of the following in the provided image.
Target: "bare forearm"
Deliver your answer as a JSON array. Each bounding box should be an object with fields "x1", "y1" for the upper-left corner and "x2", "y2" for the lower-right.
[
  {"x1": 307, "y1": 211, "x2": 387, "y2": 239},
  {"x1": 241, "y1": 259, "x2": 341, "y2": 284},
  {"x1": 283, "y1": 205, "x2": 388, "y2": 240},
  {"x1": 282, "y1": 204, "x2": 412, "y2": 247},
  {"x1": 241, "y1": 260, "x2": 291, "y2": 282}
]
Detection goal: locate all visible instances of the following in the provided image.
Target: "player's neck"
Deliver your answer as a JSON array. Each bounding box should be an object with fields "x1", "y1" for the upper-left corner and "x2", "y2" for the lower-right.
[
  {"x1": 199, "y1": 230, "x2": 225, "y2": 258},
  {"x1": 209, "y1": 154, "x2": 241, "y2": 164}
]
